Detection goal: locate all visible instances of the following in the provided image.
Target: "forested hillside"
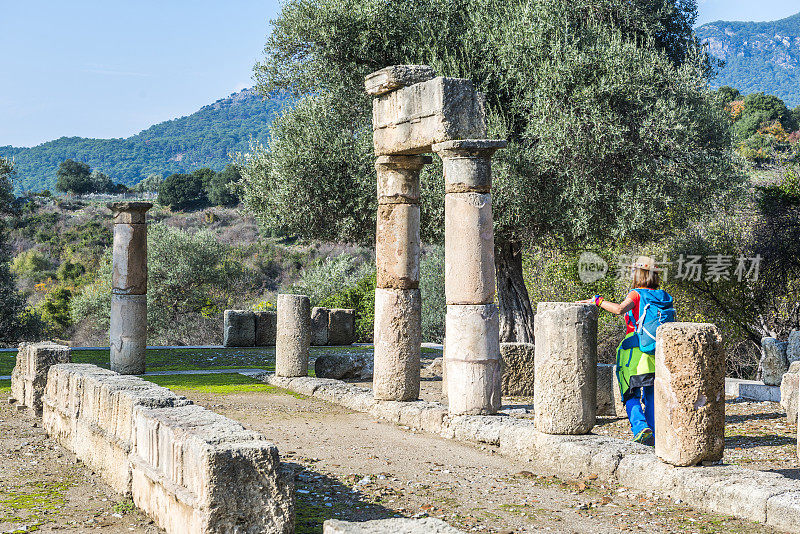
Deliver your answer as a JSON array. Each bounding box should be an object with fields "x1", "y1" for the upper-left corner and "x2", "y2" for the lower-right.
[
  {"x1": 0, "y1": 89, "x2": 290, "y2": 192},
  {"x1": 697, "y1": 12, "x2": 800, "y2": 107}
]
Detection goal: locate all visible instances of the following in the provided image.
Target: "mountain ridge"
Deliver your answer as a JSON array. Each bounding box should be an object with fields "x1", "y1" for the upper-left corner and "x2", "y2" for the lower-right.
[
  {"x1": 1, "y1": 88, "x2": 290, "y2": 192},
  {"x1": 697, "y1": 11, "x2": 800, "y2": 106}
]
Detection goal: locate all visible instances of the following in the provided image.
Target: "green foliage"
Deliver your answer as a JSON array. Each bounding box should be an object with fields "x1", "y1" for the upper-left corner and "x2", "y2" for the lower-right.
[
  {"x1": 134, "y1": 173, "x2": 163, "y2": 193},
  {"x1": 291, "y1": 253, "x2": 372, "y2": 306},
  {"x1": 37, "y1": 286, "x2": 73, "y2": 334},
  {"x1": 319, "y1": 271, "x2": 376, "y2": 343},
  {"x1": 1, "y1": 90, "x2": 292, "y2": 193},
  {"x1": 419, "y1": 247, "x2": 445, "y2": 343},
  {"x1": 55, "y1": 159, "x2": 92, "y2": 194},
  {"x1": 244, "y1": 0, "x2": 740, "y2": 252},
  {"x1": 715, "y1": 86, "x2": 742, "y2": 105},
  {"x1": 158, "y1": 172, "x2": 206, "y2": 210},
  {"x1": 206, "y1": 165, "x2": 241, "y2": 207},
  {"x1": 735, "y1": 92, "x2": 795, "y2": 139}
]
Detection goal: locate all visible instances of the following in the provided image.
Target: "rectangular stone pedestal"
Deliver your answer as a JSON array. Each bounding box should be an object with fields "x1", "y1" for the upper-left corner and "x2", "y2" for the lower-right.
[{"x1": 10, "y1": 342, "x2": 71, "y2": 416}]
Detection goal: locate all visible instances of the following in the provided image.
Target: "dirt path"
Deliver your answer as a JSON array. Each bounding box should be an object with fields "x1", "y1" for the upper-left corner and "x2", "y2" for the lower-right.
[
  {"x1": 182, "y1": 387, "x2": 778, "y2": 534},
  {"x1": 0, "y1": 399, "x2": 160, "y2": 533}
]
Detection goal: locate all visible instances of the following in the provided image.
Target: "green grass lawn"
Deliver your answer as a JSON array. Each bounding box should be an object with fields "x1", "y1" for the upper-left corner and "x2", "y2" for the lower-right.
[
  {"x1": 141, "y1": 373, "x2": 288, "y2": 395},
  {"x1": 0, "y1": 345, "x2": 444, "y2": 376}
]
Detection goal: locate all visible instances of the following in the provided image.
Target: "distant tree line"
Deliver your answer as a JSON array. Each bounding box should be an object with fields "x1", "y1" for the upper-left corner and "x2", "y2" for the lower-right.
[{"x1": 156, "y1": 165, "x2": 241, "y2": 210}]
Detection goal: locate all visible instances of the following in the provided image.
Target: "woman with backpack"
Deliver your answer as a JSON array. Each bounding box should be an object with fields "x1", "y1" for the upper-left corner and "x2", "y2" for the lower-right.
[{"x1": 579, "y1": 256, "x2": 675, "y2": 446}]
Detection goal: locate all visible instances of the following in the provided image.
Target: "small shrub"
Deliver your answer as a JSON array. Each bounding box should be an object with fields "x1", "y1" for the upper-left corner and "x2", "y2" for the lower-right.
[
  {"x1": 319, "y1": 271, "x2": 376, "y2": 342},
  {"x1": 420, "y1": 247, "x2": 445, "y2": 343}
]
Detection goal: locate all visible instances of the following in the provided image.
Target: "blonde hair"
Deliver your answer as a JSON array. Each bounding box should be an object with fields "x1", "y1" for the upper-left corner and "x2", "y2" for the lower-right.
[{"x1": 632, "y1": 267, "x2": 660, "y2": 289}]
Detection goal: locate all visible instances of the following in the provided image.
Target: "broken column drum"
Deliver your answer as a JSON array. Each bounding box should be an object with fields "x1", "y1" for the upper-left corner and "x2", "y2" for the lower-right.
[
  {"x1": 533, "y1": 302, "x2": 598, "y2": 434},
  {"x1": 109, "y1": 202, "x2": 152, "y2": 375},
  {"x1": 655, "y1": 322, "x2": 725, "y2": 467},
  {"x1": 367, "y1": 65, "x2": 506, "y2": 413},
  {"x1": 276, "y1": 294, "x2": 311, "y2": 377}
]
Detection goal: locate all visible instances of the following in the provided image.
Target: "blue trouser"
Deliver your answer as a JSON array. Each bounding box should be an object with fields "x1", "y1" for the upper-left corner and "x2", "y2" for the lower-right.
[{"x1": 625, "y1": 385, "x2": 655, "y2": 437}]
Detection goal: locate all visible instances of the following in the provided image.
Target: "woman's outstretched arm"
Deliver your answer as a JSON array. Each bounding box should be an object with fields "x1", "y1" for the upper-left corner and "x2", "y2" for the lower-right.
[{"x1": 577, "y1": 292, "x2": 637, "y2": 316}]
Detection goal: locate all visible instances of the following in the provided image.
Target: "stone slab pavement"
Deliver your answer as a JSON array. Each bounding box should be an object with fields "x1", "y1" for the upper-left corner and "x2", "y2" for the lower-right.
[{"x1": 257, "y1": 373, "x2": 800, "y2": 533}]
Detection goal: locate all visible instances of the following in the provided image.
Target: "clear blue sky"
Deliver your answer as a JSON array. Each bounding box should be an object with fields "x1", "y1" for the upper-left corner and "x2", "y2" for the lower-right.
[{"x1": 1, "y1": 1, "x2": 798, "y2": 148}]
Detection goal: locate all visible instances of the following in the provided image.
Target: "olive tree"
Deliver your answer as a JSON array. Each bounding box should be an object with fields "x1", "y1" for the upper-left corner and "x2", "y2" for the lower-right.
[{"x1": 239, "y1": 0, "x2": 741, "y2": 341}]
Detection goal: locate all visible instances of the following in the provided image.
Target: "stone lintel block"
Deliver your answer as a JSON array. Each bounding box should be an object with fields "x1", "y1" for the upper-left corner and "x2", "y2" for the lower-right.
[
  {"x1": 444, "y1": 192, "x2": 495, "y2": 305},
  {"x1": 500, "y1": 342, "x2": 535, "y2": 397},
  {"x1": 445, "y1": 304, "x2": 501, "y2": 415},
  {"x1": 433, "y1": 140, "x2": 507, "y2": 194},
  {"x1": 311, "y1": 307, "x2": 330, "y2": 346},
  {"x1": 373, "y1": 288, "x2": 421, "y2": 401},
  {"x1": 655, "y1": 322, "x2": 725, "y2": 467},
  {"x1": 112, "y1": 222, "x2": 148, "y2": 295},
  {"x1": 224, "y1": 310, "x2": 256, "y2": 347},
  {"x1": 372, "y1": 77, "x2": 486, "y2": 156},
  {"x1": 376, "y1": 155, "x2": 431, "y2": 204},
  {"x1": 328, "y1": 308, "x2": 357, "y2": 346},
  {"x1": 11, "y1": 342, "x2": 71, "y2": 415},
  {"x1": 110, "y1": 294, "x2": 148, "y2": 375},
  {"x1": 108, "y1": 201, "x2": 153, "y2": 225},
  {"x1": 364, "y1": 65, "x2": 437, "y2": 96},
  {"x1": 376, "y1": 203, "x2": 420, "y2": 289},
  {"x1": 255, "y1": 310, "x2": 277, "y2": 346},
  {"x1": 533, "y1": 303, "x2": 598, "y2": 435},
  {"x1": 276, "y1": 294, "x2": 311, "y2": 377}
]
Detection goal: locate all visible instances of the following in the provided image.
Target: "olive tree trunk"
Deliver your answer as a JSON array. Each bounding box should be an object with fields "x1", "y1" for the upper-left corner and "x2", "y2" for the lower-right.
[{"x1": 494, "y1": 240, "x2": 535, "y2": 343}]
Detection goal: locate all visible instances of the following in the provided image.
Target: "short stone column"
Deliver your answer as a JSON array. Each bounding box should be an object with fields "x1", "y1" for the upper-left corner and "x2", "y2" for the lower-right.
[
  {"x1": 533, "y1": 302, "x2": 598, "y2": 434},
  {"x1": 109, "y1": 202, "x2": 152, "y2": 375},
  {"x1": 655, "y1": 323, "x2": 725, "y2": 466},
  {"x1": 373, "y1": 155, "x2": 429, "y2": 401},
  {"x1": 434, "y1": 140, "x2": 506, "y2": 415},
  {"x1": 276, "y1": 294, "x2": 311, "y2": 377}
]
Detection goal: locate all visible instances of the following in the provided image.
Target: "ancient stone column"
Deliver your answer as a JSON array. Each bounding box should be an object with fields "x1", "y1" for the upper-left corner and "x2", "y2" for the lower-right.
[
  {"x1": 109, "y1": 202, "x2": 152, "y2": 375},
  {"x1": 276, "y1": 294, "x2": 311, "y2": 377},
  {"x1": 655, "y1": 323, "x2": 725, "y2": 466},
  {"x1": 533, "y1": 302, "x2": 598, "y2": 434},
  {"x1": 373, "y1": 155, "x2": 429, "y2": 401},
  {"x1": 435, "y1": 140, "x2": 506, "y2": 415}
]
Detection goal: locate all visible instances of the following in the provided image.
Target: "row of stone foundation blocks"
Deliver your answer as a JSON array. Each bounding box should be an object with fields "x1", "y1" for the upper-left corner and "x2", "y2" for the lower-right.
[
  {"x1": 262, "y1": 373, "x2": 800, "y2": 532},
  {"x1": 10, "y1": 347, "x2": 295, "y2": 534},
  {"x1": 223, "y1": 306, "x2": 356, "y2": 348}
]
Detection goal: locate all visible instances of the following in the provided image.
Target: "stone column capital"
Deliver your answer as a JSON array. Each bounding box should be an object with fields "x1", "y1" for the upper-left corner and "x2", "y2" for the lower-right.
[
  {"x1": 108, "y1": 202, "x2": 153, "y2": 224},
  {"x1": 432, "y1": 139, "x2": 507, "y2": 159}
]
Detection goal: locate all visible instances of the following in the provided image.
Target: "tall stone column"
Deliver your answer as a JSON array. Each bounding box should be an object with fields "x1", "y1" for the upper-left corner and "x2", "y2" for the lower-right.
[
  {"x1": 373, "y1": 156, "x2": 429, "y2": 401},
  {"x1": 655, "y1": 323, "x2": 725, "y2": 466},
  {"x1": 434, "y1": 140, "x2": 506, "y2": 415},
  {"x1": 276, "y1": 294, "x2": 312, "y2": 377},
  {"x1": 109, "y1": 202, "x2": 152, "y2": 375}
]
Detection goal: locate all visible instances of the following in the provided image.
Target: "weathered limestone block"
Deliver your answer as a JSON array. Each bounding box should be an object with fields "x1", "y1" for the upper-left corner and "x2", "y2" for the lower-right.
[
  {"x1": 445, "y1": 304, "x2": 502, "y2": 415},
  {"x1": 533, "y1": 303, "x2": 598, "y2": 435},
  {"x1": 42, "y1": 364, "x2": 294, "y2": 534},
  {"x1": 760, "y1": 337, "x2": 789, "y2": 386},
  {"x1": 315, "y1": 352, "x2": 374, "y2": 380},
  {"x1": 324, "y1": 517, "x2": 465, "y2": 533},
  {"x1": 328, "y1": 308, "x2": 357, "y2": 346},
  {"x1": 597, "y1": 363, "x2": 617, "y2": 416},
  {"x1": 373, "y1": 288, "x2": 421, "y2": 401},
  {"x1": 655, "y1": 323, "x2": 725, "y2": 467},
  {"x1": 110, "y1": 294, "x2": 148, "y2": 375},
  {"x1": 500, "y1": 342, "x2": 535, "y2": 397},
  {"x1": 781, "y1": 361, "x2": 800, "y2": 425},
  {"x1": 131, "y1": 404, "x2": 294, "y2": 534},
  {"x1": 10, "y1": 342, "x2": 71, "y2": 416},
  {"x1": 372, "y1": 76, "x2": 486, "y2": 156},
  {"x1": 433, "y1": 139, "x2": 507, "y2": 194},
  {"x1": 376, "y1": 203, "x2": 421, "y2": 289},
  {"x1": 255, "y1": 310, "x2": 278, "y2": 346},
  {"x1": 365, "y1": 65, "x2": 437, "y2": 96},
  {"x1": 276, "y1": 294, "x2": 311, "y2": 377},
  {"x1": 375, "y1": 155, "x2": 430, "y2": 205},
  {"x1": 443, "y1": 192, "x2": 495, "y2": 305},
  {"x1": 788, "y1": 330, "x2": 800, "y2": 365},
  {"x1": 223, "y1": 309, "x2": 256, "y2": 348},
  {"x1": 311, "y1": 307, "x2": 330, "y2": 346}
]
